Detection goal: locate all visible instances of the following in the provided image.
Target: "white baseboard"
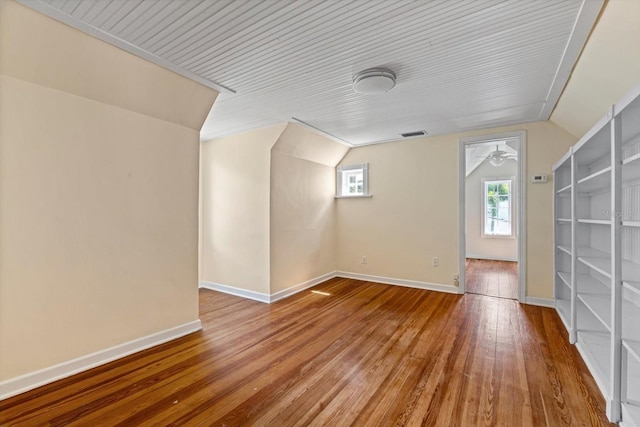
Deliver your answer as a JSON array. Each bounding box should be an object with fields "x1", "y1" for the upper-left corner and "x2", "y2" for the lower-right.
[
  {"x1": 524, "y1": 297, "x2": 555, "y2": 308},
  {"x1": 199, "y1": 281, "x2": 270, "y2": 303},
  {"x1": 0, "y1": 320, "x2": 202, "y2": 401},
  {"x1": 200, "y1": 272, "x2": 338, "y2": 304},
  {"x1": 336, "y1": 271, "x2": 459, "y2": 294},
  {"x1": 466, "y1": 254, "x2": 517, "y2": 262},
  {"x1": 200, "y1": 271, "x2": 459, "y2": 304},
  {"x1": 270, "y1": 271, "x2": 338, "y2": 302}
]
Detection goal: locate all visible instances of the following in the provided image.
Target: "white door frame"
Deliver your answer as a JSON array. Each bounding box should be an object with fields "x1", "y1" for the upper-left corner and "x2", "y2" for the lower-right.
[{"x1": 458, "y1": 131, "x2": 526, "y2": 303}]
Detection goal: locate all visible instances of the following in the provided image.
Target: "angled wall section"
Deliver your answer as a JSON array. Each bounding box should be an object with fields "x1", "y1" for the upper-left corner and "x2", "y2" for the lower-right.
[
  {"x1": 199, "y1": 124, "x2": 287, "y2": 295},
  {"x1": 551, "y1": 0, "x2": 640, "y2": 137},
  {"x1": 199, "y1": 123, "x2": 348, "y2": 298},
  {"x1": 0, "y1": 0, "x2": 218, "y2": 385},
  {"x1": 270, "y1": 124, "x2": 349, "y2": 293}
]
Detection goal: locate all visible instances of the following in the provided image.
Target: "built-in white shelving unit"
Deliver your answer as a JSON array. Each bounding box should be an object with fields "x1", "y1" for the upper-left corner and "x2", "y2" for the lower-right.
[
  {"x1": 620, "y1": 84, "x2": 640, "y2": 427},
  {"x1": 553, "y1": 147, "x2": 575, "y2": 340},
  {"x1": 553, "y1": 84, "x2": 640, "y2": 425}
]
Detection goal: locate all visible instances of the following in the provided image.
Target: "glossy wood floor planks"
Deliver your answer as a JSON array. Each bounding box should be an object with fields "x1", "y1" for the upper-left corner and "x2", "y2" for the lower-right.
[
  {"x1": 466, "y1": 258, "x2": 519, "y2": 300},
  {"x1": 0, "y1": 278, "x2": 613, "y2": 426}
]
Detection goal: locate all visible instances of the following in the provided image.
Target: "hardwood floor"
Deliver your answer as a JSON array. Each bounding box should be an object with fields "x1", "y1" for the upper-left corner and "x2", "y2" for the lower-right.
[
  {"x1": 0, "y1": 278, "x2": 613, "y2": 426},
  {"x1": 466, "y1": 258, "x2": 518, "y2": 300}
]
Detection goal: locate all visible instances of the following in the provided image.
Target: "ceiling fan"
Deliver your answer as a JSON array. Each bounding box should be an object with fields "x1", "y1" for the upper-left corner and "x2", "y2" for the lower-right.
[{"x1": 485, "y1": 145, "x2": 517, "y2": 167}]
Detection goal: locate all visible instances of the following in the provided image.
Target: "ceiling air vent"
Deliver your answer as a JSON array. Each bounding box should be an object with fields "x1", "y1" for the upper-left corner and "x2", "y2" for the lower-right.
[{"x1": 400, "y1": 130, "x2": 427, "y2": 138}]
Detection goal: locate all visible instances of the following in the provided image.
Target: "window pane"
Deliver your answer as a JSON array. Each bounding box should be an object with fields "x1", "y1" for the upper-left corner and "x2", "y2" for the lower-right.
[
  {"x1": 339, "y1": 166, "x2": 366, "y2": 196},
  {"x1": 484, "y1": 179, "x2": 512, "y2": 236},
  {"x1": 498, "y1": 204, "x2": 509, "y2": 220}
]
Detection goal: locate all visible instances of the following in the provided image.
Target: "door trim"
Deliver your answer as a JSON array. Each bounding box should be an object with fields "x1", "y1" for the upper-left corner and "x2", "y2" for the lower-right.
[{"x1": 458, "y1": 131, "x2": 526, "y2": 302}]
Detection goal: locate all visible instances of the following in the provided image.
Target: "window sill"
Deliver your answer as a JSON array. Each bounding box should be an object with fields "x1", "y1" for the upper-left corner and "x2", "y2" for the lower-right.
[
  {"x1": 481, "y1": 234, "x2": 516, "y2": 240},
  {"x1": 335, "y1": 194, "x2": 373, "y2": 199}
]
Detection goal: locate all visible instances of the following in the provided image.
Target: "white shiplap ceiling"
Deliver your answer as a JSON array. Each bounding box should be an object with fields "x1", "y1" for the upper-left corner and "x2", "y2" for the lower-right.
[{"x1": 23, "y1": 0, "x2": 604, "y2": 146}]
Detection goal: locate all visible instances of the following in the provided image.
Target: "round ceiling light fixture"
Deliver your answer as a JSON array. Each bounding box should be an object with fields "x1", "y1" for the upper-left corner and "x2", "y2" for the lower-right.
[{"x1": 352, "y1": 68, "x2": 396, "y2": 94}]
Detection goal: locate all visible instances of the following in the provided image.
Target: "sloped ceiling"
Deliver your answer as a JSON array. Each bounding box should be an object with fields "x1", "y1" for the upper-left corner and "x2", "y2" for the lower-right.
[
  {"x1": 22, "y1": 0, "x2": 603, "y2": 146},
  {"x1": 551, "y1": 0, "x2": 640, "y2": 138},
  {"x1": 466, "y1": 141, "x2": 517, "y2": 177}
]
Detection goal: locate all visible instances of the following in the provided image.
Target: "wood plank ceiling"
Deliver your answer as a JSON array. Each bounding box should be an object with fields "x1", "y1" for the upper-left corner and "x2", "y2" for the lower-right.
[{"x1": 24, "y1": 0, "x2": 603, "y2": 146}]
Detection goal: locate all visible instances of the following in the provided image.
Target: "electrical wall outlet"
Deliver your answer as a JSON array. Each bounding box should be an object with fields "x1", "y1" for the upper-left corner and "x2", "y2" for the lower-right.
[
  {"x1": 453, "y1": 274, "x2": 459, "y2": 286},
  {"x1": 362, "y1": 256, "x2": 367, "y2": 264},
  {"x1": 432, "y1": 257, "x2": 439, "y2": 267}
]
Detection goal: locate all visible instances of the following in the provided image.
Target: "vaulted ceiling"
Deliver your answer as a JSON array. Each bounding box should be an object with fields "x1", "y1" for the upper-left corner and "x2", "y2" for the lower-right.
[{"x1": 23, "y1": 0, "x2": 603, "y2": 146}]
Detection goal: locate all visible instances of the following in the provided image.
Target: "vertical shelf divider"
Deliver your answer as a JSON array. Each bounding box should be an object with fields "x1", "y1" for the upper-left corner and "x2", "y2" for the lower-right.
[
  {"x1": 608, "y1": 108, "x2": 622, "y2": 422},
  {"x1": 570, "y1": 149, "x2": 577, "y2": 344}
]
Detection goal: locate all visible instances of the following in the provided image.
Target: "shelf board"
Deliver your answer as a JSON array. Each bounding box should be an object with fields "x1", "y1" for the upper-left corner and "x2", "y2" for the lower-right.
[
  {"x1": 578, "y1": 294, "x2": 611, "y2": 332},
  {"x1": 576, "y1": 166, "x2": 611, "y2": 193},
  {"x1": 576, "y1": 273, "x2": 610, "y2": 295},
  {"x1": 624, "y1": 339, "x2": 640, "y2": 364},
  {"x1": 578, "y1": 257, "x2": 611, "y2": 279},
  {"x1": 624, "y1": 281, "x2": 640, "y2": 297},
  {"x1": 624, "y1": 152, "x2": 640, "y2": 166},
  {"x1": 556, "y1": 218, "x2": 572, "y2": 223},
  {"x1": 557, "y1": 245, "x2": 573, "y2": 256},
  {"x1": 576, "y1": 299, "x2": 609, "y2": 333},
  {"x1": 577, "y1": 219, "x2": 611, "y2": 225},
  {"x1": 578, "y1": 166, "x2": 611, "y2": 184},
  {"x1": 624, "y1": 221, "x2": 640, "y2": 228},
  {"x1": 577, "y1": 247, "x2": 611, "y2": 278},
  {"x1": 557, "y1": 272, "x2": 571, "y2": 290},
  {"x1": 621, "y1": 402, "x2": 640, "y2": 427},
  {"x1": 556, "y1": 183, "x2": 572, "y2": 194},
  {"x1": 578, "y1": 257, "x2": 611, "y2": 278},
  {"x1": 576, "y1": 331, "x2": 611, "y2": 399},
  {"x1": 578, "y1": 252, "x2": 638, "y2": 283}
]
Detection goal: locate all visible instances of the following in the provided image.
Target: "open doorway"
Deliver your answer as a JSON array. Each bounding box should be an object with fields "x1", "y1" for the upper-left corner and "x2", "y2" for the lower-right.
[{"x1": 458, "y1": 132, "x2": 526, "y2": 302}]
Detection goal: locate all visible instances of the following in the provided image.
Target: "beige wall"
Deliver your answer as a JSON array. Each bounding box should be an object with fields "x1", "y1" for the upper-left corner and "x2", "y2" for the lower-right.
[
  {"x1": 199, "y1": 124, "x2": 286, "y2": 294},
  {"x1": 466, "y1": 160, "x2": 518, "y2": 261},
  {"x1": 337, "y1": 121, "x2": 577, "y2": 299},
  {"x1": 551, "y1": 0, "x2": 640, "y2": 137},
  {"x1": 0, "y1": 1, "x2": 217, "y2": 380},
  {"x1": 200, "y1": 123, "x2": 348, "y2": 295},
  {"x1": 270, "y1": 124, "x2": 348, "y2": 292}
]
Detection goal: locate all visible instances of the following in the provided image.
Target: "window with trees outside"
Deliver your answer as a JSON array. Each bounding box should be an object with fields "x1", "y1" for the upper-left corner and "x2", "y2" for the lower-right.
[
  {"x1": 482, "y1": 178, "x2": 513, "y2": 238},
  {"x1": 336, "y1": 163, "x2": 369, "y2": 197}
]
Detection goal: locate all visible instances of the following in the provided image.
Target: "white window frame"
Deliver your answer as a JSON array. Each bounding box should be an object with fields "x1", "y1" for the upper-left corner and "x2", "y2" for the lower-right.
[
  {"x1": 481, "y1": 177, "x2": 515, "y2": 239},
  {"x1": 336, "y1": 163, "x2": 370, "y2": 198}
]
